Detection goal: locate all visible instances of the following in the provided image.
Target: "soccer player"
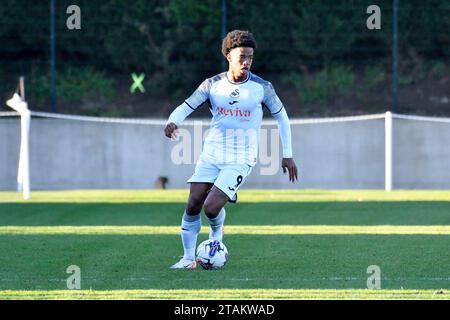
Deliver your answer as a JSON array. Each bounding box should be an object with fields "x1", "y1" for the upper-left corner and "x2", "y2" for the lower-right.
[{"x1": 164, "y1": 30, "x2": 298, "y2": 268}]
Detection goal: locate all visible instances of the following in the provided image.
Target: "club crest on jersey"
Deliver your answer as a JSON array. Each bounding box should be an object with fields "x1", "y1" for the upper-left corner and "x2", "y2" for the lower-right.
[{"x1": 229, "y1": 89, "x2": 240, "y2": 99}]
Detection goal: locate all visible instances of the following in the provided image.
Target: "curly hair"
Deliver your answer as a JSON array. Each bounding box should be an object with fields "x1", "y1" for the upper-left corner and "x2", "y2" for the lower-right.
[{"x1": 221, "y1": 30, "x2": 257, "y2": 57}]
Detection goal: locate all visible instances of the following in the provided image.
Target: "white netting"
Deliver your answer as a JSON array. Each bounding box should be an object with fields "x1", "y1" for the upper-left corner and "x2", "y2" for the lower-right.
[
  {"x1": 392, "y1": 113, "x2": 450, "y2": 123},
  {"x1": 4, "y1": 110, "x2": 450, "y2": 126},
  {"x1": 0, "y1": 111, "x2": 20, "y2": 117}
]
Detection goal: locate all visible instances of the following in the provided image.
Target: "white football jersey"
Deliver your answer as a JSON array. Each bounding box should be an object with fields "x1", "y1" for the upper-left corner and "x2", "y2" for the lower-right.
[{"x1": 182, "y1": 72, "x2": 285, "y2": 166}]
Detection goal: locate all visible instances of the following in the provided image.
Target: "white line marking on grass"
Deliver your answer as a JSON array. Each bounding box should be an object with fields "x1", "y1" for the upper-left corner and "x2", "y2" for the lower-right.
[
  {"x1": 3, "y1": 277, "x2": 450, "y2": 283},
  {"x1": 1, "y1": 288, "x2": 449, "y2": 300},
  {"x1": 1, "y1": 225, "x2": 450, "y2": 235}
]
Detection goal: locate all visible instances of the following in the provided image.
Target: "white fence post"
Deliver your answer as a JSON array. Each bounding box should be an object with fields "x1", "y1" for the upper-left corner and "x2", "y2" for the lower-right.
[
  {"x1": 385, "y1": 111, "x2": 393, "y2": 191},
  {"x1": 6, "y1": 93, "x2": 31, "y2": 200}
]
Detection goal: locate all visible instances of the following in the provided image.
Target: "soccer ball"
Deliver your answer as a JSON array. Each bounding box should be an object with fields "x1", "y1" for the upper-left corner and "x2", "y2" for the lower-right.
[{"x1": 196, "y1": 239, "x2": 228, "y2": 270}]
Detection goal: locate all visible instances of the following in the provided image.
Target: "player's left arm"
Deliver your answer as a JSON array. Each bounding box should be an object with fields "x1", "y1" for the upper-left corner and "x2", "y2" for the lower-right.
[
  {"x1": 273, "y1": 108, "x2": 298, "y2": 182},
  {"x1": 263, "y1": 83, "x2": 298, "y2": 182}
]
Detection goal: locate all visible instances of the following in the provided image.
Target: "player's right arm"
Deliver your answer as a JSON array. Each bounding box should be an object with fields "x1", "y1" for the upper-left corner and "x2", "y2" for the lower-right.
[{"x1": 164, "y1": 79, "x2": 211, "y2": 139}]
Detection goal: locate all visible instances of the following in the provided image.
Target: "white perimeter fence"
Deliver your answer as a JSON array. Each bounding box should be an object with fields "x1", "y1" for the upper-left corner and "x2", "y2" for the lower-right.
[{"x1": 1, "y1": 109, "x2": 450, "y2": 199}]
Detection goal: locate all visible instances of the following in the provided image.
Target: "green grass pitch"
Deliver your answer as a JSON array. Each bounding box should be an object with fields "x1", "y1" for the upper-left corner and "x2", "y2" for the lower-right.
[{"x1": 0, "y1": 189, "x2": 449, "y2": 300}]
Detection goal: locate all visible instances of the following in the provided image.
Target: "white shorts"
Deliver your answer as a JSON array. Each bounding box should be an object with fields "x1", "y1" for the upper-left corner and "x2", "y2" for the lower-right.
[{"x1": 187, "y1": 160, "x2": 253, "y2": 202}]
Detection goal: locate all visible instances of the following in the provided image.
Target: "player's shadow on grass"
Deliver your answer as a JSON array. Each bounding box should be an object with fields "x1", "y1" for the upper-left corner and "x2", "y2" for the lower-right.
[{"x1": 0, "y1": 202, "x2": 449, "y2": 226}]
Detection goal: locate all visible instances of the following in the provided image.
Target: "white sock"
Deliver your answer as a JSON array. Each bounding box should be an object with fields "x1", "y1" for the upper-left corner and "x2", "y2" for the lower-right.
[
  {"x1": 181, "y1": 212, "x2": 201, "y2": 260},
  {"x1": 207, "y1": 208, "x2": 226, "y2": 241}
]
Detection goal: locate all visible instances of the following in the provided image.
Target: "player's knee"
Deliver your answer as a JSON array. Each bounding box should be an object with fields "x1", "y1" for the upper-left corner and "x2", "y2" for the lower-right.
[
  {"x1": 186, "y1": 197, "x2": 203, "y2": 215},
  {"x1": 203, "y1": 201, "x2": 221, "y2": 219}
]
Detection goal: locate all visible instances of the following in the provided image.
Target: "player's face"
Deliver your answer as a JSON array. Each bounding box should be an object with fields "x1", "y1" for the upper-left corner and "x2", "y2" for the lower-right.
[{"x1": 227, "y1": 47, "x2": 254, "y2": 80}]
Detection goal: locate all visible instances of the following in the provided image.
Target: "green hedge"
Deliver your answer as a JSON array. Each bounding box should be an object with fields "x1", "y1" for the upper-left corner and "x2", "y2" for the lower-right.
[{"x1": 0, "y1": 0, "x2": 449, "y2": 105}]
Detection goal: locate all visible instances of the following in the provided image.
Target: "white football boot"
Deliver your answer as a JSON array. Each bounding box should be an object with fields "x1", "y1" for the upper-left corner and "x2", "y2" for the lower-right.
[{"x1": 170, "y1": 257, "x2": 197, "y2": 269}]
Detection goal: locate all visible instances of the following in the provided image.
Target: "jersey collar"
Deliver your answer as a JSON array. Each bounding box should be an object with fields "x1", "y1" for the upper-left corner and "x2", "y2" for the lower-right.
[{"x1": 226, "y1": 71, "x2": 251, "y2": 85}]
